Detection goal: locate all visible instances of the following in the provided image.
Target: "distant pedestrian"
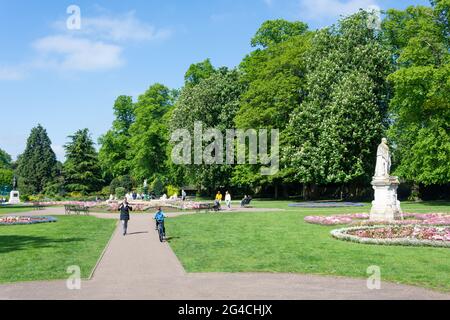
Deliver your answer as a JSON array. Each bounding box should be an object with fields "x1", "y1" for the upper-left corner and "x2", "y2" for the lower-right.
[
  {"x1": 118, "y1": 198, "x2": 133, "y2": 236},
  {"x1": 215, "y1": 191, "x2": 223, "y2": 203},
  {"x1": 181, "y1": 189, "x2": 187, "y2": 201},
  {"x1": 241, "y1": 195, "x2": 248, "y2": 207},
  {"x1": 225, "y1": 191, "x2": 231, "y2": 209}
]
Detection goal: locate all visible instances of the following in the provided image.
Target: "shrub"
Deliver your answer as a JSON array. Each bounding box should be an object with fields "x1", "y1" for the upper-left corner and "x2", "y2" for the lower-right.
[
  {"x1": 69, "y1": 191, "x2": 83, "y2": 198},
  {"x1": 151, "y1": 177, "x2": 164, "y2": 197},
  {"x1": 100, "y1": 186, "x2": 111, "y2": 197},
  {"x1": 115, "y1": 187, "x2": 126, "y2": 199},
  {"x1": 109, "y1": 175, "x2": 134, "y2": 194},
  {"x1": 0, "y1": 168, "x2": 13, "y2": 189},
  {"x1": 167, "y1": 185, "x2": 179, "y2": 197}
]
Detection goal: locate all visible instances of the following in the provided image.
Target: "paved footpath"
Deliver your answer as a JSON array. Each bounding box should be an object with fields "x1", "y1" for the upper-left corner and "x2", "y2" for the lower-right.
[{"x1": 0, "y1": 208, "x2": 449, "y2": 300}]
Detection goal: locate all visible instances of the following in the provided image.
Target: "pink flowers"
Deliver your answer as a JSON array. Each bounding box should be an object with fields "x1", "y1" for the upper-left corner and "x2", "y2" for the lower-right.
[
  {"x1": 304, "y1": 213, "x2": 369, "y2": 225},
  {"x1": 0, "y1": 216, "x2": 57, "y2": 225},
  {"x1": 324, "y1": 213, "x2": 450, "y2": 247},
  {"x1": 39, "y1": 201, "x2": 98, "y2": 208},
  {"x1": 305, "y1": 212, "x2": 450, "y2": 226},
  {"x1": 334, "y1": 225, "x2": 450, "y2": 245}
]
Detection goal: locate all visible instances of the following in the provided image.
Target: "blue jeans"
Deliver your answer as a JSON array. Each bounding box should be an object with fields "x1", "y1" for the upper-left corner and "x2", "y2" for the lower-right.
[{"x1": 121, "y1": 220, "x2": 128, "y2": 235}]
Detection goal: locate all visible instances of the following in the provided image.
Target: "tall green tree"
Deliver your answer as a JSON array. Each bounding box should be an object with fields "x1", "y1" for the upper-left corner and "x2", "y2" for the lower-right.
[
  {"x1": 284, "y1": 11, "x2": 393, "y2": 196},
  {"x1": 64, "y1": 129, "x2": 103, "y2": 194},
  {"x1": 129, "y1": 83, "x2": 174, "y2": 182},
  {"x1": 384, "y1": 1, "x2": 450, "y2": 186},
  {"x1": 233, "y1": 23, "x2": 311, "y2": 195},
  {"x1": 170, "y1": 68, "x2": 244, "y2": 193},
  {"x1": 98, "y1": 95, "x2": 135, "y2": 179},
  {"x1": 16, "y1": 124, "x2": 57, "y2": 195},
  {"x1": 251, "y1": 19, "x2": 308, "y2": 48},
  {"x1": 184, "y1": 59, "x2": 216, "y2": 86},
  {"x1": 0, "y1": 148, "x2": 12, "y2": 169},
  {"x1": 0, "y1": 168, "x2": 14, "y2": 190}
]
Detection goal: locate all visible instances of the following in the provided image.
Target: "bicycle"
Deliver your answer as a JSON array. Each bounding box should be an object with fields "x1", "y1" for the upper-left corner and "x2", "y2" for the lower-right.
[{"x1": 156, "y1": 220, "x2": 165, "y2": 242}]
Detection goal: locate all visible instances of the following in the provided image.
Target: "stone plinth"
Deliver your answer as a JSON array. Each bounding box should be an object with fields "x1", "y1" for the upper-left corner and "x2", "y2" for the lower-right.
[
  {"x1": 8, "y1": 190, "x2": 20, "y2": 204},
  {"x1": 370, "y1": 176, "x2": 402, "y2": 222}
]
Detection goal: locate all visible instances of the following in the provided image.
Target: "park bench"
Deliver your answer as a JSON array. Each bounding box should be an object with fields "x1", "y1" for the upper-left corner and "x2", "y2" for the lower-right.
[
  {"x1": 64, "y1": 204, "x2": 90, "y2": 215},
  {"x1": 240, "y1": 197, "x2": 253, "y2": 208},
  {"x1": 195, "y1": 203, "x2": 212, "y2": 213},
  {"x1": 32, "y1": 202, "x2": 46, "y2": 210}
]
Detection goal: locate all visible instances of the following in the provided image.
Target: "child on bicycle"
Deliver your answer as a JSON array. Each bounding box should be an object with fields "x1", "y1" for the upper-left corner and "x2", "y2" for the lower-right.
[{"x1": 154, "y1": 207, "x2": 166, "y2": 237}]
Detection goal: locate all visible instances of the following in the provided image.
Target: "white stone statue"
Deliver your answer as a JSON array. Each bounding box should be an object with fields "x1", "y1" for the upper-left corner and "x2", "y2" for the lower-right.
[
  {"x1": 370, "y1": 138, "x2": 402, "y2": 221},
  {"x1": 374, "y1": 138, "x2": 391, "y2": 177}
]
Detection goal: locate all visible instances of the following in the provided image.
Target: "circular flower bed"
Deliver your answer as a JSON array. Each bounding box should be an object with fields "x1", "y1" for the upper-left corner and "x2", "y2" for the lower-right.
[
  {"x1": 304, "y1": 213, "x2": 369, "y2": 225},
  {"x1": 304, "y1": 212, "x2": 450, "y2": 226},
  {"x1": 331, "y1": 225, "x2": 450, "y2": 248},
  {"x1": 0, "y1": 216, "x2": 57, "y2": 226}
]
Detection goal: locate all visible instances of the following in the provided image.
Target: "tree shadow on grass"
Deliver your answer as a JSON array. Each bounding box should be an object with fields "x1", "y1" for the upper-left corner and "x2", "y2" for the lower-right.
[{"x1": 0, "y1": 235, "x2": 85, "y2": 254}]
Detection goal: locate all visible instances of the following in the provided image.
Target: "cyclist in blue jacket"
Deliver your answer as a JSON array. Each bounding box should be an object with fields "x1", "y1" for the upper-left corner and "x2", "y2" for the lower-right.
[{"x1": 154, "y1": 207, "x2": 166, "y2": 237}]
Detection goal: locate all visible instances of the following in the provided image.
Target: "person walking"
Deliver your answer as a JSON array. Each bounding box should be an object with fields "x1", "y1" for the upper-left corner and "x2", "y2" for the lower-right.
[
  {"x1": 118, "y1": 198, "x2": 133, "y2": 236},
  {"x1": 215, "y1": 191, "x2": 223, "y2": 203},
  {"x1": 225, "y1": 191, "x2": 232, "y2": 209}
]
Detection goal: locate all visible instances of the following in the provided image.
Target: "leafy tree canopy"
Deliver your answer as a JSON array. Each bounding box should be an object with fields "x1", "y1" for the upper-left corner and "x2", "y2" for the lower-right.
[
  {"x1": 251, "y1": 19, "x2": 308, "y2": 48},
  {"x1": 184, "y1": 59, "x2": 216, "y2": 86},
  {"x1": 0, "y1": 148, "x2": 12, "y2": 169}
]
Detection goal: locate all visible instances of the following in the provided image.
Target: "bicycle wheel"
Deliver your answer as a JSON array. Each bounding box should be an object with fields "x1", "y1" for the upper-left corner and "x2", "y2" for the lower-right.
[{"x1": 158, "y1": 224, "x2": 164, "y2": 242}]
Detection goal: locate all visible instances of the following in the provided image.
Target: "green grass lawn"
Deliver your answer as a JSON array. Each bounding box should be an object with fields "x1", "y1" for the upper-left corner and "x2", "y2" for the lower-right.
[
  {"x1": 0, "y1": 205, "x2": 36, "y2": 215},
  {"x1": 167, "y1": 200, "x2": 450, "y2": 292},
  {"x1": 0, "y1": 216, "x2": 116, "y2": 284}
]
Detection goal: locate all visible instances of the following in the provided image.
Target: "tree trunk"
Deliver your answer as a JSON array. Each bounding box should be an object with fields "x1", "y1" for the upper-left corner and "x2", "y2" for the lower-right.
[
  {"x1": 282, "y1": 184, "x2": 289, "y2": 198},
  {"x1": 410, "y1": 183, "x2": 421, "y2": 201}
]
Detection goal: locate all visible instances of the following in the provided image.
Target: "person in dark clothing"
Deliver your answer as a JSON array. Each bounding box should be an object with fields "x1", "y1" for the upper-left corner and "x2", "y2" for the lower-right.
[{"x1": 118, "y1": 198, "x2": 133, "y2": 236}]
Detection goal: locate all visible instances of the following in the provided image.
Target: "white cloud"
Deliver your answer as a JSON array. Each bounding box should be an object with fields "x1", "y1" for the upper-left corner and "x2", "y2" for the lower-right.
[
  {"x1": 33, "y1": 35, "x2": 124, "y2": 71},
  {"x1": 0, "y1": 66, "x2": 25, "y2": 81},
  {"x1": 263, "y1": 0, "x2": 274, "y2": 6},
  {"x1": 0, "y1": 11, "x2": 171, "y2": 79},
  {"x1": 54, "y1": 11, "x2": 172, "y2": 43},
  {"x1": 299, "y1": 0, "x2": 379, "y2": 22}
]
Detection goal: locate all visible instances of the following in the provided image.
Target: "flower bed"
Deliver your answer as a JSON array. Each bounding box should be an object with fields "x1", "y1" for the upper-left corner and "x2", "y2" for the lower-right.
[
  {"x1": 0, "y1": 216, "x2": 57, "y2": 226},
  {"x1": 304, "y1": 212, "x2": 450, "y2": 226},
  {"x1": 105, "y1": 200, "x2": 194, "y2": 212},
  {"x1": 331, "y1": 225, "x2": 450, "y2": 248},
  {"x1": 304, "y1": 213, "x2": 369, "y2": 225},
  {"x1": 35, "y1": 201, "x2": 99, "y2": 208}
]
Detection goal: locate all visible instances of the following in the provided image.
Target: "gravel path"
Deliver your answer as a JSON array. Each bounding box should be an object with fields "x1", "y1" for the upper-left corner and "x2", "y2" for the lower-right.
[{"x1": 0, "y1": 207, "x2": 449, "y2": 300}]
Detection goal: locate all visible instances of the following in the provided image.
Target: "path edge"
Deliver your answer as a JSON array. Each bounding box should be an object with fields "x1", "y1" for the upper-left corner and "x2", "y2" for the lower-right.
[{"x1": 88, "y1": 220, "x2": 119, "y2": 280}]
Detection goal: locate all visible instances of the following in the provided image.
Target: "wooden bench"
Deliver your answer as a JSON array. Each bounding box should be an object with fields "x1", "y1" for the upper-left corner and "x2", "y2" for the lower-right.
[
  {"x1": 64, "y1": 204, "x2": 90, "y2": 215},
  {"x1": 195, "y1": 203, "x2": 214, "y2": 213},
  {"x1": 240, "y1": 197, "x2": 253, "y2": 207},
  {"x1": 32, "y1": 202, "x2": 46, "y2": 210}
]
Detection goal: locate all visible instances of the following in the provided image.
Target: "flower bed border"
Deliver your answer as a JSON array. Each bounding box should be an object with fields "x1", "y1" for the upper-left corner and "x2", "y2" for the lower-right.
[
  {"x1": 0, "y1": 216, "x2": 58, "y2": 226},
  {"x1": 331, "y1": 225, "x2": 450, "y2": 248}
]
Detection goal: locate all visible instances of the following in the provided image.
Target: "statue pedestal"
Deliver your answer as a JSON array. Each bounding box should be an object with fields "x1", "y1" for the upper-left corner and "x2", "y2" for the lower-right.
[
  {"x1": 370, "y1": 176, "x2": 402, "y2": 222},
  {"x1": 8, "y1": 190, "x2": 21, "y2": 204}
]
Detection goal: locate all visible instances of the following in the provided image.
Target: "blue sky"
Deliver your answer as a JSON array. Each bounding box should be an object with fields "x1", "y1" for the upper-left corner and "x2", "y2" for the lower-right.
[{"x1": 0, "y1": 0, "x2": 430, "y2": 161}]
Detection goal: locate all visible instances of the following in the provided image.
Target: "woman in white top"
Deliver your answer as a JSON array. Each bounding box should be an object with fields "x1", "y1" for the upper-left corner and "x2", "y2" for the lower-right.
[{"x1": 225, "y1": 191, "x2": 232, "y2": 209}]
